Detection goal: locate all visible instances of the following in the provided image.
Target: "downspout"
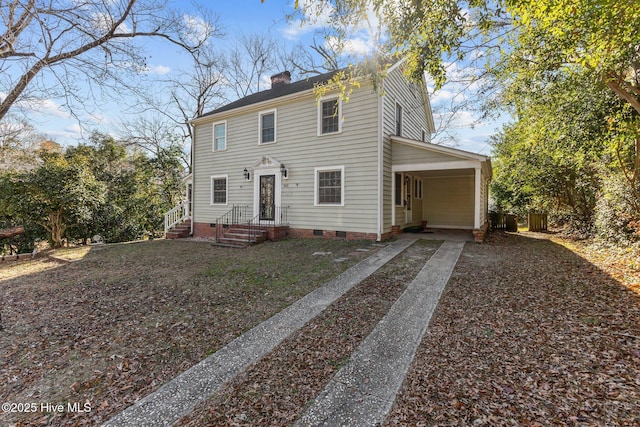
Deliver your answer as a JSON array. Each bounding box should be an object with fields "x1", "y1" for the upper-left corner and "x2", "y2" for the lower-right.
[
  {"x1": 377, "y1": 78, "x2": 385, "y2": 241},
  {"x1": 474, "y1": 166, "x2": 482, "y2": 230},
  {"x1": 190, "y1": 122, "x2": 196, "y2": 236}
]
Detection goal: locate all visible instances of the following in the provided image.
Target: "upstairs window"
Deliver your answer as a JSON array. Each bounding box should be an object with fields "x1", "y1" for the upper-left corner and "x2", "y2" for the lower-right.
[
  {"x1": 319, "y1": 97, "x2": 341, "y2": 135},
  {"x1": 213, "y1": 121, "x2": 227, "y2": 151},
  {"x1": 395, "y1": 103, "x2": 403, "y2": 136},
  {"x1": 259, "y1": 110, "x2": 276, "y2": 144}
]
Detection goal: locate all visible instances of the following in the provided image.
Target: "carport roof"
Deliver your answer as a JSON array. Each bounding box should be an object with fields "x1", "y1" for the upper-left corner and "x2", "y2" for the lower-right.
[
  {"x1": 391, "y1": 136, "x2": 490, "y2": 162},
  {"x1": 391, "y1": 136, "x2": 492, "y2": 178}
]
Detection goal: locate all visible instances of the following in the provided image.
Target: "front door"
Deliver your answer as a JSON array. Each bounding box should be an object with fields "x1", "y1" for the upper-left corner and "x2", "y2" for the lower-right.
[{"x1": 259, "y1": 174, "x2": 276, "y2": 221}]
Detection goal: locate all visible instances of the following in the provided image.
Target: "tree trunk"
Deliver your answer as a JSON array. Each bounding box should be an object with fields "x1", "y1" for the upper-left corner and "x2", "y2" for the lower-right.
[
  {"x1": 42, "y1": 209, "x2": 66, "y2": 248},
  {"x1": 0, "y1": 226, "x2": 25, "y2": 239}
]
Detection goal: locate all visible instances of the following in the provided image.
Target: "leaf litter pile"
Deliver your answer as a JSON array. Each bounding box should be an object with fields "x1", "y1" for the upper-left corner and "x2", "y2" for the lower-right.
[
  {"x1": 387, "y1": 232, "x2": 640, "y2": 426},
  {"x1": 177, "y1": 239, "x2": 440, "y2": 426},
  {"x1": 0, "y1": 238, "x2": 380, "y2": 427}
]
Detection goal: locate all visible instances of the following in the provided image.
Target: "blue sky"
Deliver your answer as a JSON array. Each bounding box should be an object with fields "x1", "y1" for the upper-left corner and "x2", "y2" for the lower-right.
[{"x1": 13, "y1": 0, "x2": 503, "y2": 155}]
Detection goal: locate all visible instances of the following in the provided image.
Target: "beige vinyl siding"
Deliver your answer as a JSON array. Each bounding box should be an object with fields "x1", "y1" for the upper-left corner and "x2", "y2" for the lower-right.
[
  {"x1": 392, "y1": 142, "x2": 467, "y2": 165},
  {"x1": 381, "y1": 66, "x2": 433, "y2": 232},
  {"x1": 423, "y1": 175, "x2": 475, "y2": 228},
  {"x1": 383, "y1": 65, "x2": 431, "y2": 142},
  {"x1": 481, "y1": 174, "x2": 489, "y2": 226},
  {"x1": 381, "y1": 65, "x2": 434, "y2": 232},
  {"x1": 192, "y1": 83, "x2": 380, "y2": 234}
]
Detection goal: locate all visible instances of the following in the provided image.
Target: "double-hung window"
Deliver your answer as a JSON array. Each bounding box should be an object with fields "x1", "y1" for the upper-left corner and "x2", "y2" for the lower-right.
[
  {"x1": 315, "y1": 166, "x2": 344, "y2": 206},
  {"x1": 211, "y1": 175, "x2": 228, "y2": 205},
  {"x1": 213, "y1": 121, "x2": 227, "y2": 151},
  {"x1": 259, "y1": 110, "x2": 276, "y2": 144},
  {"x1": 318, "y1": 97, "x2": 341, "y2": 135}
]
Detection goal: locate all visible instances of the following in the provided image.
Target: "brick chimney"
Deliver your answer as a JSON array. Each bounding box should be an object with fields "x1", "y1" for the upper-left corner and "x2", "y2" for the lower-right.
[{"x1": 270, "y1": 71, "x2": 291, "y2": 88}]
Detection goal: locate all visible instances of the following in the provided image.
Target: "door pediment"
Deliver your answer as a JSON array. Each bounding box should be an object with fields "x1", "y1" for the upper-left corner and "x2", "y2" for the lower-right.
[{"x1": 251, "y1": 155, "x2": 283, "y2": 170}]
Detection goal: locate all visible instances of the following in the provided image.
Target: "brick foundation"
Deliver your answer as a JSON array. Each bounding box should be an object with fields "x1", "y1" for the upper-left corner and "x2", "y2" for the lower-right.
[
  {"x1": 472, "y1": 222, "x2": 490, "y2": 243},
  {"x1": 379, "y1": 231, "x2": 394, "y2": 241},
  {"x1": 267, "y1": 226, "x2": 290, "y2": 241},
  {"x1": 193, "y1": 222, "x2": 218, "y2": 238},
  {"x1": 194, "y1": 223, "x2": 383, "y2": 242},
  {"x1": 287, "y1": 228, "x2": 378, "y2": 241},
  {"x1": 193, "y1": 222, "x2": 290, "y2": 241}
]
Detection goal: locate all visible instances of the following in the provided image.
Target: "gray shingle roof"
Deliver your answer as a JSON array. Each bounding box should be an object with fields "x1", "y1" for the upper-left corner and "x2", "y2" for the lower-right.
[{"x1": 199, "y1": 69, "x2": 343, "y2": 118}]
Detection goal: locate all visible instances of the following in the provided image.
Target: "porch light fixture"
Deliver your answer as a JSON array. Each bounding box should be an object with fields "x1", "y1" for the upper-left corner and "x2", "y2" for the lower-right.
[
  {"x1": 243, "y1": 168, "x2": 250, "y2": 181},
  {"x1": 280, "y1": 164, "x2": 288, "y2": 178}
]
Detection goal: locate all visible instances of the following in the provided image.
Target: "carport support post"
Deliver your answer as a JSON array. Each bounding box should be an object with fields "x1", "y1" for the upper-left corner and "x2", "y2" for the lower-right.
[{"x1": 474, "y1": 167, "x2": 481, "y2": 230}]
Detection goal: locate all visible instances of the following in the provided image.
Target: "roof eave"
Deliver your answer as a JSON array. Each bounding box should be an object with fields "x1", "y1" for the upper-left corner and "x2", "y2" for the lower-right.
[{"x1": 391, "y1": 135, "x2": 490, "y2": 163}]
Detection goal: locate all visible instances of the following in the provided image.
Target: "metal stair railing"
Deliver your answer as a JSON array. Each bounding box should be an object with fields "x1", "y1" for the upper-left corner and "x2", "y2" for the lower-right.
[{"x1": 214, "y1": 205, "x2": 251, "y2": 243}]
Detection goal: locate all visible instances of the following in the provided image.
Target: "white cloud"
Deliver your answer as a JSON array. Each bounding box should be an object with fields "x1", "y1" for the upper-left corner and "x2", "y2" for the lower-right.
[
  {"x1": 148, "y1": 64, "x2": 171, "y2": 75},
  {"x1": 283, "y1": 0, "x2": 333, "y2": 40},
  {"x1": 182, "y1": 14, "x2": 211, "y2": 45},
  {"x1": 325, "y1": 32, "x2": 378, "y2": 57},
  {"x1": 45, "y1": 124, "x2": 84, "y2": 143},
  {"x1": 283, "y1": 0, "x2": 382, "y2": 52},
  {"x1": 20, "y1": 98, "x2": 70, "y2": 119},
  {"x1": 90, "y1": 12, "x2": 130, "y2": 34}
]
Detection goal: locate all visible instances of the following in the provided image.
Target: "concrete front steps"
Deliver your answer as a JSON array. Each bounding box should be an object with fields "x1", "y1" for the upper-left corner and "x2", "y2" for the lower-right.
[
  {"x1": 165, "y1": 220, "x2": 191, "y2": 239},
  {"x1": 214, "y1": 225, "x2": 268, "y2": 248}
]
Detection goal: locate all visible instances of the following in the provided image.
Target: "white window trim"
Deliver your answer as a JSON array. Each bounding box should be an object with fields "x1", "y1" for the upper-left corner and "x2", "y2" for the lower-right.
[
  {"x1": 314, "y1": 165, "x2": 345, "y2": 206},
  {"x1": 258, "y1": 109, "x2": 277, "y2": 145},
  {"x1": 212, "y1": 120, "x2": 227, "y2": 152},
  {"x1": 317, "y1": 96, "x2": 342, "y2": 136},
  {"x1": 210, "y1": 174, "x2": 229, "y2": 205}
]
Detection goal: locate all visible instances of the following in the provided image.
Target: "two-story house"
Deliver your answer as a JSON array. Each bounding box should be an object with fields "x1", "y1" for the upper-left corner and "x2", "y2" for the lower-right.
[{"x1": 167, "y1": 59, "x2": 492, "y2": 243}]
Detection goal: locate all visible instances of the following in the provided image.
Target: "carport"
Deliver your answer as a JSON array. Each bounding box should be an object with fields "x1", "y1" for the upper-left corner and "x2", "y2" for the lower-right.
[{"x1": 390, "y1": 136, "x2": 492, "y2": 241}]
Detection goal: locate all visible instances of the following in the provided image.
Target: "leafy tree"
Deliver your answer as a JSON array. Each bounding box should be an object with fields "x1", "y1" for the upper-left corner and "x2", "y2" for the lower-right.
[
  {"x1": 0, "y1": 153, "x2": 105, "y2": 248},
  {"x1": 293, "y1": 1, "x2": 639, "y2": 109},
  {"x1": 501, "y1": 0, "x2": 640, "y2": 116},
  {"x1": 490, "y1": 69, "x2": 638, "y2": 236},
  {"x1": 64, "y1": 131, "x2": 185, "y2": 242}
]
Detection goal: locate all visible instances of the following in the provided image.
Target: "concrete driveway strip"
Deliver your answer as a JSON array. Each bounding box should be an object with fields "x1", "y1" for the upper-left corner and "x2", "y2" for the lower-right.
[
  {"x1": 101, "y1": 236, "x2": 419, "y2": 427},
  {"x1": 295, "y1": 240, "x2": 465, "y2": 427}
]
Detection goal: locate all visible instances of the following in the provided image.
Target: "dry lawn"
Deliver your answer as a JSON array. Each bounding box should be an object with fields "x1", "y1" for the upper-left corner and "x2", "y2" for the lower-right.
[
  {"x1": 2, "y1": 232, "x2": 639, "y2": 427},
  {"x1": 0, "y1": 238, "x2": 379, "y2": 426}
]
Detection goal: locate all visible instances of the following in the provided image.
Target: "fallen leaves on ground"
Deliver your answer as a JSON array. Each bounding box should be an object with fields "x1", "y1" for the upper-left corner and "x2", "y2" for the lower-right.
[
  {"x1": 0, "y1": 238, "x2": 377, "y2": 426},
  {"x1": 387, "y1": 232, "x2": 640, "y2": 426},
  {"x1": 3, "y1": 232, "x2": 638, "y2": 427},
  {"x1": 177, "y1": 240, "x2": 440, "y2": 427}
]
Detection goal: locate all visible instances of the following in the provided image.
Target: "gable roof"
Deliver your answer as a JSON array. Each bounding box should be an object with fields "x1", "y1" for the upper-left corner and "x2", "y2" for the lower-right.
[{"x1": 198, "y1": 69, "x2": 343, "y2": 118}]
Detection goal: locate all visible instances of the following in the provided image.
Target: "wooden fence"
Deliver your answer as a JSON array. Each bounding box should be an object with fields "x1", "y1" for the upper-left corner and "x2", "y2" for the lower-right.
[
  {"x1": 528, "y1": 213, "x2": 548, "y2": 232},
  {"x1": 490, "y1": 212, "x2": 518, "y2": 232}
]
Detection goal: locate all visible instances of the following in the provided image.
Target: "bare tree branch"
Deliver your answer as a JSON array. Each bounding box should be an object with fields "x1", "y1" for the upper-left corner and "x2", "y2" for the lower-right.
[{"x1": 0, "y1": 0, "x2": 214, "y2": 122}]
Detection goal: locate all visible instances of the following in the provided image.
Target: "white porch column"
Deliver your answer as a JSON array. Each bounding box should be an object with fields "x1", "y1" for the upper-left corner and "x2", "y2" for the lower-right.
[{"x1": 474, "y1": 166, "x2": 481, "y2": 229}]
